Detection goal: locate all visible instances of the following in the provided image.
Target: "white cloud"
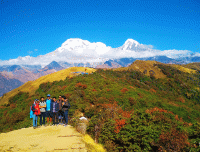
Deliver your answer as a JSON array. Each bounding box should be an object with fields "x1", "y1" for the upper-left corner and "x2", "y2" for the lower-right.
[
  {"x1": 159, "y1": 49, "x2": 192, "y2": 59},
  {"x1": 0, "y1": 38, "x2": 193, "y2": 67}
]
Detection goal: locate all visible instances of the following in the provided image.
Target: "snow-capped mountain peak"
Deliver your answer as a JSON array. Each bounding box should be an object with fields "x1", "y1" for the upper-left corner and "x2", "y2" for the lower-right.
[
  {"x1": 122, "y1": 39, "x2": 140, "y2": 50},
  {"x1": 61, "y1": 38, "x2": 90, "y2": 49}
]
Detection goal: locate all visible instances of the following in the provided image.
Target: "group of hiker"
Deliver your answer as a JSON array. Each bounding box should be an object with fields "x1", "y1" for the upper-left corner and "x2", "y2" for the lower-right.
[{"x1": 30, "y1": 94, "x2": 70, "y2": 129}]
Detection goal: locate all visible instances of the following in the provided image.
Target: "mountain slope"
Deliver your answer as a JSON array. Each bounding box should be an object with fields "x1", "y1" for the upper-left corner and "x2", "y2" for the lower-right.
[
  {"x1": 0, "y1": 67, "x2": 96, "y2": 105},
  {"x1": 42, "y1": 61, "x2": 64, "y2": 71},
  {"x1": 0, "y1": 61, "x2": 199, "y2": 151},
  {"x1": 114, "y1": 60, "x2": 166, "y2": 79},
  {"x1": 0, "y1": 74, "x2": 23, "y2": 97}
]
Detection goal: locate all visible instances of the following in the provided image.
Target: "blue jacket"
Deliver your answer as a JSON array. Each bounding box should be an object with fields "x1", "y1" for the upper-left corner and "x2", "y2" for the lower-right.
[{"x1": 45, "y1": 99, "x2": 54, "y2": 112}]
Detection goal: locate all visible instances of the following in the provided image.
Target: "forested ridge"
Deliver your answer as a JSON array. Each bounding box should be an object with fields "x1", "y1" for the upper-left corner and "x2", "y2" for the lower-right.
[{"x1": 0, "y1": 61, "x2": 200, "y2": 151}]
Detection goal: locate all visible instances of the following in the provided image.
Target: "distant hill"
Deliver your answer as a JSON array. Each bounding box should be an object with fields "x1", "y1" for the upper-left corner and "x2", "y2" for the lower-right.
[
  {"x1": 42, "y1": 61, "x2": 64, "y2": 71},
  {"x1": 0, "y1": 74, "x2": 23, "y2": 97},
  {"x1": 0, "y1": 67, "x2": 96, "y2": 105},
  {"x1": 0, "y1": 61, "x2": 66, "y2": 96},
  {"x1": 183, "y1": 62, "x2": 200, "y2": 72}
]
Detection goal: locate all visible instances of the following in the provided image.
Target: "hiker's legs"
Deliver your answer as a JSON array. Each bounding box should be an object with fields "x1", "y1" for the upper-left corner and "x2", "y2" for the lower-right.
[
  {"x1": 60, "y1": 111, "x2": 64, "y2": 123},
  {"x1": 42, "y1": 112, "x2": 46, "y2": 125},
  {"x1": 40, "y1": 114, "x2": 42, "y2": 126},
  {"x1": 55, "y1": 112, "x2": 58, "y2": 124},
  {"x1": 52, "y1": 113, "x2": 56, "y2": 124},
  {"x1": 64, "y1": 110, "x2": 68, "y2": 125},
  {"x1": 33, "y1": 114, "x2": 36, "y2": 127},
  {"x1": 50, "y1": 114, "x2": 52, "y2": 124},
  {"x1": 46, "y1": 111, "x2": 51, "y2": 124},
  {"x1": 35, "y1": 115, "x2": 38, "y2": 127},
  {"x1": 40, "y1": 112, "x2": 45, "y2": 125}
]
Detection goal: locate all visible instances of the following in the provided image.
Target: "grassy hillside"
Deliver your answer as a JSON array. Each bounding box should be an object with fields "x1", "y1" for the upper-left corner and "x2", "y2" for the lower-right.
[
  {"x1": 0, "y1": 61, "x2": 200, "y2": 151},
  {"x1": 0, "y1": 67, "x2": 96, "y2": 105},
  {"x1": 114, "y1": 60, "x2": 167, "y2": 79},
  {"x1": 183, "y1": 62, "x2": 200, "y2": 72}
]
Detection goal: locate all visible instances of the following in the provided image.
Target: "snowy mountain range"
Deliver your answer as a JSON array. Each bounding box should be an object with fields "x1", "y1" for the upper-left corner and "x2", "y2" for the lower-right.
[
  {"x1": 1, "y1": 38, "x2": 200, "y2": 68},
  {"x1": 1, "y1": 38, "x2": 200, "y2": 96}
]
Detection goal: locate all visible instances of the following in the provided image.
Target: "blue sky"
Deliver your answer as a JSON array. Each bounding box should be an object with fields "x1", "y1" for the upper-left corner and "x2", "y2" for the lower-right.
[{"x1": 0, "y1": 0, "x2": 200, "y2": 60}]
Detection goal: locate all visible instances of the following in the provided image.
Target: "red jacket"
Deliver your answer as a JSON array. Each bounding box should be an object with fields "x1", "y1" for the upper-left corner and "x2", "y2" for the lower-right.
[{"x1": 32, "y1": 103, "x2": 40, "y2": 115}]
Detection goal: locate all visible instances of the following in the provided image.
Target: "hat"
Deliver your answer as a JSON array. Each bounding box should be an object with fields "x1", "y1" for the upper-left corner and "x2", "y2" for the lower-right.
[{"x1": 47, "y1": 94, "x2": 51, "y2": 97}]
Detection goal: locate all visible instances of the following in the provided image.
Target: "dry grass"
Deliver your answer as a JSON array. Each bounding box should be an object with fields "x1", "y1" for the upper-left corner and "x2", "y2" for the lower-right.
[
  {"x1": 0, "y1": 67, "x2": 96, "y2": 105},
  {"x1": 82, "y1": 134, "x2": 106, "y2": 152},
  {"x1": 170, "y1": 64, "x2": 196, "y2": 74},
  {"x1": 114, "y1": 60, "x2": 166, "y2": 79}
]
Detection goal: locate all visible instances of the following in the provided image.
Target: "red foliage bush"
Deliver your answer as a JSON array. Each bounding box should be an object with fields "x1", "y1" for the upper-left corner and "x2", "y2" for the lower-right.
[
  {"x1": 3, "y1": 110, "x2": 8, "y2": 116},
  {"x1": 122, "y1": 111, "x2": 131, "y2": 118},
  {"x1": 98, "y1": 102, "x2": 118, "y2": 109},
  {"x1": 175, "y1": 115, "x2": 179, "y2": 121},
  {"x1": 117, "y1": 108, "x2": 133, "y2": 120},
  {"x1": 64, "y1": 93, "x2": 71, "y2": 99},
  {"x1": 75, "y1": 82, "x2": 82, "y2": 87},
  {"x1": 107, "y1": 89, "x2": 110, "y2": 92},
  {"x1": 129, "y1": 97, "x2": 135, "y2": 105},
  {"x1": 121, "y1": 88, "x2": 128, "y2": 93},
  {"x1": 92, "y1": 89, "x2": 97, "y2": 92},
  {"x1": 10, "y1": 103, "x2": 16, "y2": 109},
  {"x1": 150, "y1": 88, "x2": 157, "y2": 93},
  {"x1": 158, "y1": 129, "x2": 190, "y2": 151},
  {"x1": 75, "y1": 82, "x2": 87, "y2": 89},
  {"x1": 137, "y1": 92, "x2": 143, "y2": 98},
  {"x1": 61, "y1": 85, "x2": 67, "y2": 90},
  {"x1": 177, "y1": 97, "x2": 185, "y2": 103},
  {"x1": 82, "y1": 84, "x2": 87, "y2": 89},
  {"x1": 146, "y1": 107, "x2": 171, "y2": 114},
  {"x1": 114, "y1": 119, "x2": 126, "y2": 133}
]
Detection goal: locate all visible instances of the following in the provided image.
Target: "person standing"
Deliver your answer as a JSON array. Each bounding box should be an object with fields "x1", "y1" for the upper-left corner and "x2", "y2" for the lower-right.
[
  {"x1": 39, "y1": 97, "x2": 46, "y2": 126},
  {"x1": 52, "y1": 97, "x2": 59, "y2": 125},
  {"x1": 57, "y1": 95, "x2": 63, "y2": 124},
  {"x1": 32, "y1": 99, "x2": 40, "y2": 129},
  {"x1": 62, "y1": 96, "x2": 70, "y2": 126},
  {"x1": 45, "y1": 94, "x2": 53, "y2": 126}
]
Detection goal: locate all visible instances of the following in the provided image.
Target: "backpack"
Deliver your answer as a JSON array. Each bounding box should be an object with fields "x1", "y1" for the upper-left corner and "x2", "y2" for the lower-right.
[
  {"x1": 32, "y1": 104, "x2": 36, "y2": 111},
  {"x1": 30, "y1": 106, "x2": 33, "y2": 118}
]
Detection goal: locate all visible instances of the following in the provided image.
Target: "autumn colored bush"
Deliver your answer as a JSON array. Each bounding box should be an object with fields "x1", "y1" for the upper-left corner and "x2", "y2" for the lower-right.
[
  {"x1": 129, "y1": 97, "x2": 135, "y2": 105},
  {"x1": 157, "y1": 129, "x2": 190, "y2": 151},
  {"x1": 146, "y1": 107, "x2": 169, "y2": 114},
  {"x1": 120, "y1": 88, "x2": 128, "y2": 93},
  {"x1": 3, "y1": 110, "x2": 8, "y2": 116},
  {"x1": 177, "y1": 97, "x2": 185, "y2": 103},
  {"x1": 75, "y1": 82, "x2": 87, "y2": 89},
  {"x1": 10, "y1": 103, "x2": 16, "y2": 109},
  {"x1": 137, "y1": 92, "x2": 143, "y2": 98},
  {"x1": 61, "y1": 85, "x2": 67, "y2": 90},
  {"x1": 150, "y1": 88, "x2": 157, "y2": 93},
  {"x1": 114, "y1": 119, "x2": 126, "y2": 133},
  {"x1": 129, "y1": 86, "x2": 134, "y2": 89}
]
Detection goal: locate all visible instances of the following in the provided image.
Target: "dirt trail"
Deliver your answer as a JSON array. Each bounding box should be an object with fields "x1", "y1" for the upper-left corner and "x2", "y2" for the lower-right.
[{"x1": 0, "y1": 125, "x2": 87, "y2": 152}]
